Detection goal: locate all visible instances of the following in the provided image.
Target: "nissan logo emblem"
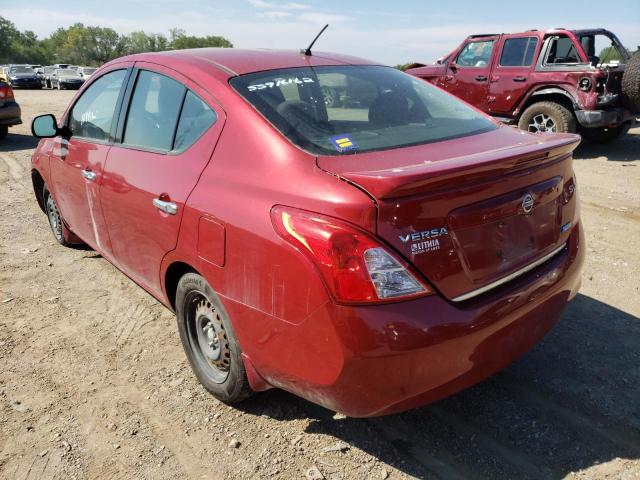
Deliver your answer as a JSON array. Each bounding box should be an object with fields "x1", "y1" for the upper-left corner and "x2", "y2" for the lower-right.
[{"x1": 521, "y1": 194, "x2": 534, "y2": 214}]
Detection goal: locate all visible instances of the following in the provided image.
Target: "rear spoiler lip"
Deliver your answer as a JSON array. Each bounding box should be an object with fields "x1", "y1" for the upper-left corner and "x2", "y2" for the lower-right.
[{"x1": 322, "y1": 134, "x2": 581, "y2": 200}]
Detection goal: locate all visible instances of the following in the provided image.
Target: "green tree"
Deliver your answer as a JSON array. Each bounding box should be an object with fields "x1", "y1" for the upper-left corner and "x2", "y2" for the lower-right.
[
  {"x1": 169, "y1": 28, "x2": 232, "y2": 49},
  {"x1": 598, "y1": 45, "x2": 630, "y2": 63},
  {"x1": 0, "y1": 16, "x2": 233, "y2": 66}
]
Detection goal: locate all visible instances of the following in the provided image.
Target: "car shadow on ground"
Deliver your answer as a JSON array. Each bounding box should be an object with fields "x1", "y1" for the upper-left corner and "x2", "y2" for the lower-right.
[
  {"x1": 0, "y1": 133, "x2": 40, "y2": 152},
  {"x1": 238, "y1": 293, "x2": 640, "y2": 479},
  {"x1": 575, "y1": 127, "x2": 640, "y2": 162}
]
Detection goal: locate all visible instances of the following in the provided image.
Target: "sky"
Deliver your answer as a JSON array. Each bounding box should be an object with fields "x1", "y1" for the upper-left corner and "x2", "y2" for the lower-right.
[{"x1": 1, "y1": 0, "x2": 639, "y2": 65}]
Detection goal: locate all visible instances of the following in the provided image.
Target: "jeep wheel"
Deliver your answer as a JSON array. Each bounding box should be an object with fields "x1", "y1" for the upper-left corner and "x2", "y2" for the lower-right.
[
  {"x1": 176, "y1": 273, "x2": 253, "y2": 404},
  {"x1": 518, "y1": 101, "x2": 576, "y2": 134},
  {"x1": 0, "y1": 126, "x2": 8, "y2": 139},
  {"x1": 580, "y1": 124, "x2": 630, "y2": 144},
  {"x1": 621, "y1": 49, "x2": 640, "y2": 113}
]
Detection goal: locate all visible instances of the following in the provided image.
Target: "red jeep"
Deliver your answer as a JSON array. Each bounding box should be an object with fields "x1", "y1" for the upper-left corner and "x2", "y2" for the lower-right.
[{"x1": 406, "y1": 28, "x2": 640, "y2": 142}]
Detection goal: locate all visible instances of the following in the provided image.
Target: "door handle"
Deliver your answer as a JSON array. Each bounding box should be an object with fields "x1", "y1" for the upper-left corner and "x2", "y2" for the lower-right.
[
  {"x1": 81, "y1": 169, "x2": 97, "y2": 181},
  {"x1": 475, "y1": 75, "x2": 488, "y2": 82},
  {"x1": 152, "y1": 198, "x2": 178, "y2": 215},
  {"x1": 513, "y1": 76, "x2": 527, "y2": 82}
]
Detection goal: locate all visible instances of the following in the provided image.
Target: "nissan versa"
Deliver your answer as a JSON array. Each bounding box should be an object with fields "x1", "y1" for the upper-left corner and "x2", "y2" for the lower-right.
[{"x1": 30, "y1": 48, "x2": 584, "y2": 417}]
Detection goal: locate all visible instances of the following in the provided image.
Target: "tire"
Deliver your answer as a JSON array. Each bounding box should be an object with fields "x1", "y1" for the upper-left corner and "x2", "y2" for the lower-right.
[
  {"x1": 621, "y1": 49, "x2": 640, "y2": 113},
  {"x1": 518, "y1": 101, "x2": 577, "y2": 134},
  {"x1": 0, "y1": 126, "x2": 7, "y2": 139},
  {"x1": 176, "y1": 273, "x2": 253, "y2": 404},
  {"x1": 580, "y1": 124, "x2": 630, "y2": 143},
  {"x1": 43, "y1": 186, "x2": 75, "y2": 246}
]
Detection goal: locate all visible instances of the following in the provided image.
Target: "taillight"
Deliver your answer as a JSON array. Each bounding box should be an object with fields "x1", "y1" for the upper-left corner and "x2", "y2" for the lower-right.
[
  {"x1": 0, "y1": 84, "x2": 14, "y2": 100},
  {"x1": 271, "y1": 206, "x2": 433, "y2": 304}
]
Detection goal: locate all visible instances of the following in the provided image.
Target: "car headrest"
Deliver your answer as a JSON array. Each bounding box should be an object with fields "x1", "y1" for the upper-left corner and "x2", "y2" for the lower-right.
[{"x1": 368, "y1": 91, "x2": 409, "y2": 128}]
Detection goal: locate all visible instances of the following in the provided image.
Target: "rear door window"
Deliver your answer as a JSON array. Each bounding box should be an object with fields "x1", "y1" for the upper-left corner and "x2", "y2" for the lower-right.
[
  {"x1": 546, "y1": 36, "x2": 581, "y2": 64},
  {"x1": 499, "y1": 37, "x2": 539, "y2": 66},
  {"x1": 123, "y1": 70, "x2": 185, "y2": 151}
]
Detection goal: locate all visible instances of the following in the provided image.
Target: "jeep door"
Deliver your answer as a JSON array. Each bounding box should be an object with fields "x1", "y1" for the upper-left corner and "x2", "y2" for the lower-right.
[
  {"x1": 49, "y1": 66, "x2": 131, "y2": 252},
  {"x1": 487, "y1": 35, "x2": 540, "y2": 115},
  {"x1": 99, "y1": 63, "x2": 224, "y2": 297},
  {"x1": 442, "y1": 36, "x2": 497, "y2": 110}
]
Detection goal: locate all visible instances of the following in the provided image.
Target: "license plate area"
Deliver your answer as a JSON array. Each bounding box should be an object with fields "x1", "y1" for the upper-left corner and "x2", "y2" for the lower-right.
[{"x1": 448, "y1": 176, "x2": 563, "y2": 283}]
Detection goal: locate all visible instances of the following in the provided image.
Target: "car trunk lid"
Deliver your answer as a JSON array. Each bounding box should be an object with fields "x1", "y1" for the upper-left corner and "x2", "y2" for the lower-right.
[{"x1": 317, "y1": 127, "x2": 580, "y2": 300}]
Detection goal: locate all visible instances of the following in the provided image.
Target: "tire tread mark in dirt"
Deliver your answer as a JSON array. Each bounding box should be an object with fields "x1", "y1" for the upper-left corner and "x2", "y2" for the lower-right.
[
  {"x1": 428, "y1": 405, "x2": 553, "y2": 479},
  {"x1": 115, "y1": 304, "x2": 150, "y2": 347},
  {"x1": 104, "y1": 388, "x2": 215, "y2": 479},
  {"x1": 0, "y1": 154, "x2": 27, "y2": 187},
  {"x1": 21, "y1": 455, "x2": 37, "y2": 480},
  {"x1": 366, "y1": 417, "x2": 479, "y2": 480},
  {"x1": 501, "y1": 375, "x2": 640, "y2": 455}
]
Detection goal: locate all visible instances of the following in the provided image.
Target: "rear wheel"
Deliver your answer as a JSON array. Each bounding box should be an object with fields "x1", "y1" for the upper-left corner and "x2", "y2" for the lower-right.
[
  {"x1": 0, "y1": 126, "x2": 7, "y2": 139},
  {"x1": 176, "y1": 273, "x2": 253, "y2": 404},
  {"x1": 580, "y1": 124, "x2": 630, "y2": 143},
  {"x1": 518, "y1": 101, "x2": 576, "y2": 134}
]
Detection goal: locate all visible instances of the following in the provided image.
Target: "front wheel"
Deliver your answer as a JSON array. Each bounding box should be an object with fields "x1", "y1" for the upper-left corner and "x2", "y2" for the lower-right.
[
  {"x1": 176, "y1": 273, "x2": 253, "y2": 404},
  {"x1": 580, "y1": 124, "x2": 630, "y2": 143},
  {"x1": 518, "y1": 101, "x2": 577, "y2": 134},
  {"x1": 43, "y1": 186, "x2": 78, "y2": 247},
  {"x1": 0, "y1": 126, "x2": 7, "y2": 139}
]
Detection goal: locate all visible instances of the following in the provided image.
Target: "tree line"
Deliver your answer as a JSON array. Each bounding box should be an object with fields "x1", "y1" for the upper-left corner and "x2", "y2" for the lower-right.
[{"x1": 0, "y1": 16, "x2": 233, "y2": 66}]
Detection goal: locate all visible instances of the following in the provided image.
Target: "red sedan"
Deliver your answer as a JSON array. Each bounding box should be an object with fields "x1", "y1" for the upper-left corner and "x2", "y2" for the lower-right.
[{"x1": 30, "y1": 48, "x2": 584, "y2": 417}]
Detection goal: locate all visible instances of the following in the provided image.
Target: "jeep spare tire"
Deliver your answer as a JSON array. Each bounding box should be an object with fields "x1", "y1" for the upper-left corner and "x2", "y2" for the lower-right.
[
  {"x1": 518, "y1": 101, "x2": 577, "y2": 134},
  {"x1": 622, "y1": 49, "x2": 640, "y2": 113}
]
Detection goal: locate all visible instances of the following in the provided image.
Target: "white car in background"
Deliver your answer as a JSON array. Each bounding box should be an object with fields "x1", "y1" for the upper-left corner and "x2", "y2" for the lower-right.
[{"x1": 77, "y1": 67, "x2": 97, "y2": 79}]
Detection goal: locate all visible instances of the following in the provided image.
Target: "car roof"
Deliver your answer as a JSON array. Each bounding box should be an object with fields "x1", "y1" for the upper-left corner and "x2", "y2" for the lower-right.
[{"x1": 112, "y1": 48, "x2": 380, "y2": 79}]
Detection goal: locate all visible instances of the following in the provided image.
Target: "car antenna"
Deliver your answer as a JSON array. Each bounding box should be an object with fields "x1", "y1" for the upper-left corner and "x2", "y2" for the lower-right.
[{"x1": 301, "y1": 24, "x2": 329, "y2": 56}]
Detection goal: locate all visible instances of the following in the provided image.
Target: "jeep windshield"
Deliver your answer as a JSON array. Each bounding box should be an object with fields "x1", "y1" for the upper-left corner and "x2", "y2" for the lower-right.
[{"x1": 230, "y1": 65, "x2": 496, "y2": 155}]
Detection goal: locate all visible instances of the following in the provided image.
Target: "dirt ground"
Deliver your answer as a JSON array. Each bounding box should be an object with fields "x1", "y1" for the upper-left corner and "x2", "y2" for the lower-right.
[{"x1": 0, "y1": 89, "x2": 639, "y2": 480}]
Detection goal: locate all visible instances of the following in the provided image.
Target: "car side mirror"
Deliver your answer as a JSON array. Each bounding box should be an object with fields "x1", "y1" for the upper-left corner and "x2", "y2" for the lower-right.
[
  {"x1": 31, "y1": 114, "x2": 71, "y2": 139},
  {"x1": 449, "y1": 63, "x2": 458, "y2": 72}
]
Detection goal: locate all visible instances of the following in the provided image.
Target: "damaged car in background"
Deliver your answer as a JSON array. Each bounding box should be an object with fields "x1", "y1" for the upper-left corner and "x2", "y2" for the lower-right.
[{"x1": 406, "y1": 28, "x2": 640, "y2": 143}]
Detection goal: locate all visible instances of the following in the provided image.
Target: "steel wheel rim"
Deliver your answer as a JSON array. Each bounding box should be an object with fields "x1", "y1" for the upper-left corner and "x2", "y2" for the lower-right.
[
  {"x1": 46, "y1": 194, "x2": 63, "y2": 241},
  {"x1": 185, "y1": 292, "x2": 230, "y2": 383},
  {"x1": 528, "y1": 113, "x2": 556, "y2": 133}
]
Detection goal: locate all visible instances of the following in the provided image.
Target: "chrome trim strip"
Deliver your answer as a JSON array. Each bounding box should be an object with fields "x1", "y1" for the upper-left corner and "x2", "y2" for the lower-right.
[{"x1": 451, "y1": 243, "x2": 567, "y2": 302}]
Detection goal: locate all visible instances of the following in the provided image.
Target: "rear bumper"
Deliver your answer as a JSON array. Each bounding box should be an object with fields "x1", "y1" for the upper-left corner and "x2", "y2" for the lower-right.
[
  {"x1": 0, "y1": 102, "x2": 22, "y2": 126},
  {"x1": 575, "y1": 107, "x2": 635, "y2": 128},
  {"x1": 232, "y1": 222, "x2": 585, "y2": 417}
]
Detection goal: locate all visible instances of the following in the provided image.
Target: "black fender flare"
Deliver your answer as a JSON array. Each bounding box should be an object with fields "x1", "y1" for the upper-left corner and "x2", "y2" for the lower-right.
[{"x1": 515, "y1": 87, "x2": 579, "y2": 116}]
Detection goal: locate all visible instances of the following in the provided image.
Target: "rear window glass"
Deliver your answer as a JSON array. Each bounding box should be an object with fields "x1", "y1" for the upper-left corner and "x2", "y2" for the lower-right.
[
  {"x1": 230, "y1": 66, "x2": 496, "y2": 156},
  {"x1": 500, "y1": 37, "x2": 539, "y2": 66}
]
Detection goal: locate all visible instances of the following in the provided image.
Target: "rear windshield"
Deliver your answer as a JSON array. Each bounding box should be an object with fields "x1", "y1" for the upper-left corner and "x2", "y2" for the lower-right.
[{"x1": 230, "y1": 65, "x2": 496, "y2": 155}]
